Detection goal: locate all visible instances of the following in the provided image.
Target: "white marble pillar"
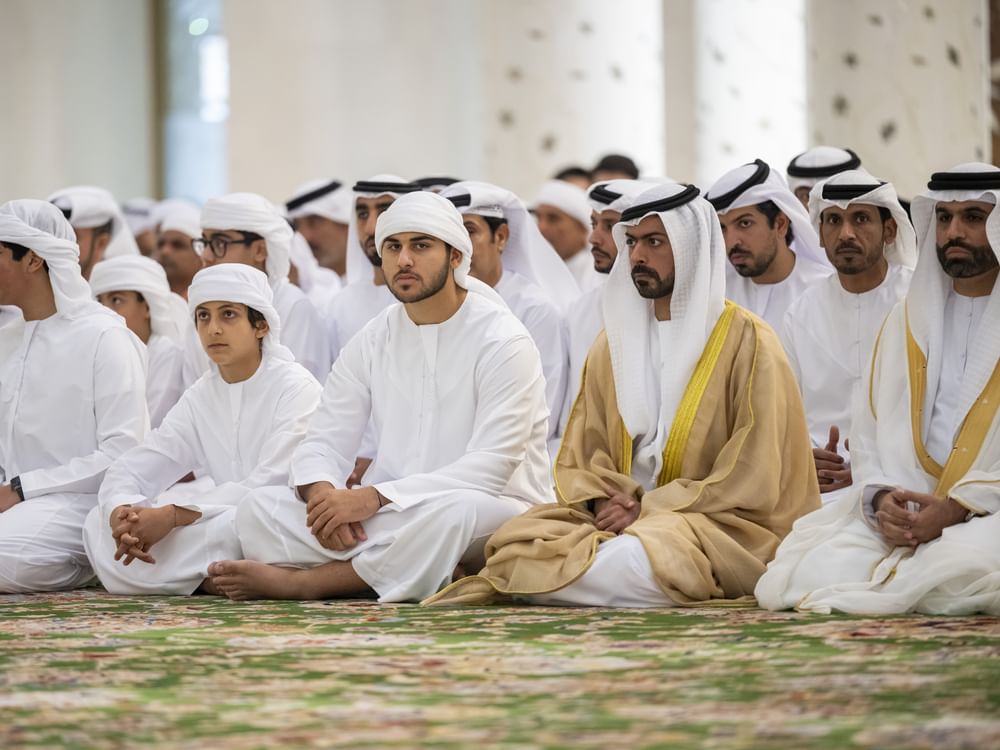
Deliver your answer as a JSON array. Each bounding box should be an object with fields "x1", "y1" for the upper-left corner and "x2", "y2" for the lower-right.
[
  {"x1": 221, "y1": 0, "x2": 665, "y2": 203},
  {"x1": 477, "y1": 0, "x2": 666, "y2": 197},
  {"x1": 0, "y1": 0, "x2": 156, "y2": 203},
  {"x1": 692, "y1": 0, "x2": 808, "y2": 188},
  {"x1": 806, "y1": 0, "x2": 990, "y2": 199}
]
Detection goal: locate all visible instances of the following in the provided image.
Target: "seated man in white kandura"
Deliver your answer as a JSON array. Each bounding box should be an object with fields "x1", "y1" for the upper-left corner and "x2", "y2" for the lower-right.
[
  {"x1": 0, "y1": 200, "x2": 147, "y2": 593},
  {"x1": 756, "y1": 162, "x2": 1000, "y2": 615},
  {"x1": 207, "y1": 191, "x2": 553, "y2": 602},
  {"x1": 83, "y1": 265, "x2": 321, "y2": 595}
]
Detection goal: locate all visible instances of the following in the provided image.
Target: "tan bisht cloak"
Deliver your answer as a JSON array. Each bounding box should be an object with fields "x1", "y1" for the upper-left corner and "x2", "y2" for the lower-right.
[{"x1": 425, "y1": 302, "x2": 820, "y2": 606}]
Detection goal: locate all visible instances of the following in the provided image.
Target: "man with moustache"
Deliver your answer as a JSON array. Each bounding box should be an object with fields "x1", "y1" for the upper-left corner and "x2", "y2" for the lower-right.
[
  {"x1": 426, "y1": 182, "x2": 818, "y2": 608},
  {"x1": 563, "y1": 179, "x2": 658, "y2": 418},
  {"x1": 706, "y1": 160, "x2": 832, "y2": 340},
  {"x1": 782, "y1": 171, "x2": 915, "y2": 501},
  {"x1": 325, "y1": 176, "x2": 421, "y2": 361},
  {"x1": 756, "y1": 163, "x2": 1000, "y2": 615}
]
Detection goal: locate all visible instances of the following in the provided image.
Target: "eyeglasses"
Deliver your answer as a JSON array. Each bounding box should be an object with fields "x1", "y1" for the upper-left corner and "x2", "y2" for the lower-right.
[{"x1": 193, "y1": 232, "x2": 263, "y2": 259}]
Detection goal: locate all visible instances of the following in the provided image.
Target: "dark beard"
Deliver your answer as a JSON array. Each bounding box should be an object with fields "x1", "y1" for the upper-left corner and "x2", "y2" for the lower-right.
[
  {"x1": 936, "y1": 241, "x2": 999, "y2": 278},
  {"x1": 388, "y1": 257, "x2": 451, "y2": 304},
  {"x1": 630, "y1": 265, "x2": 675, "y2": 299}
]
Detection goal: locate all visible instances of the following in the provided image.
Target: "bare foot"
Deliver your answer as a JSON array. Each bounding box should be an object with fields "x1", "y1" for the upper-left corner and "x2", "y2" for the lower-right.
[
  {"x1": 207, "y1": 559, "x2": 371, "y2": 601},
  {"x1": 206, "y1": 560, "x2": 311, "y2": 601}
]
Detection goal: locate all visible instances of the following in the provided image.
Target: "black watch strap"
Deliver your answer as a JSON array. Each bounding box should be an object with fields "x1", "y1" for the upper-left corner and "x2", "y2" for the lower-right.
[{"x1": 10, "y1": 476, "x2": 24, "y2": 503}]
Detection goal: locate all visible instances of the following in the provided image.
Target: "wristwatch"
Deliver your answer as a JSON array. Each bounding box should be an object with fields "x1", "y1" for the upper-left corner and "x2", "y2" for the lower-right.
[{"x1": 10, "y1": 476, "x2": 24, "y2": 503}]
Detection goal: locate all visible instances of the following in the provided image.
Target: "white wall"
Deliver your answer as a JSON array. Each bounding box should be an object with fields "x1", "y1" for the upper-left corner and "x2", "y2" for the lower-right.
[{"x1": 0, "y1": 0, "x2": 156, "y2": 203}]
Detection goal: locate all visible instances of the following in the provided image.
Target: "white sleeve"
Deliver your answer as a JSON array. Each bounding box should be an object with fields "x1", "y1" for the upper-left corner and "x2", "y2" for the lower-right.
[
  {"x1": 20, "y1": 328, "x2": 149, "y2": 499},
  {"x1": 374, "y1": 335, "x2": 544, "y2": 510},
  {"x1": 290, "y1": 335, "x2": 372, "y2": 489},
  {"x1": 97, "y1": 394, "x2": 199, "y2": 517}
]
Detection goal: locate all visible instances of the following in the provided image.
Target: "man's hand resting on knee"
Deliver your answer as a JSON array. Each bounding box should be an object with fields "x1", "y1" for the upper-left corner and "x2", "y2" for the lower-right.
[{"x1": 302, "y1": 482, "x2": 388, "y2": 552}]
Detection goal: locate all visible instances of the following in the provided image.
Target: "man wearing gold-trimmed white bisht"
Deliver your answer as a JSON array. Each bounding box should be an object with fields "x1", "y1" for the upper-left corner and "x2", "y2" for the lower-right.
[
  {"x1": 756, "y1": 163, "x2": 1000, "y2": 615},
  {"x1": 425, "y1": 182, "x2": 819, "y2": 608}
]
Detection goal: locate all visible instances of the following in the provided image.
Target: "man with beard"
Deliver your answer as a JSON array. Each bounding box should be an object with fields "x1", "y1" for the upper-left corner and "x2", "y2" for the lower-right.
[
  {"x1": 783, "y1": 171, "x2": 916, "y2": 501},
  {"x1": 207, "y1": 192, "x2": 553, "y2": 602},
  {"x1": 563, "y1": 179, "x2": 658, "y2": 421},
  {"x1": 756, "y1": 163, "x2": 1000, "y2": 615},
  {"x1": 325, "y1": 176, "x2": 421, "y2": 361},
  {"x1": 706, "y1": 160, "x2": 832, "y2": 340},
  {"x1": 425, "y1": 182, "x2": 818, "y2": 608}
]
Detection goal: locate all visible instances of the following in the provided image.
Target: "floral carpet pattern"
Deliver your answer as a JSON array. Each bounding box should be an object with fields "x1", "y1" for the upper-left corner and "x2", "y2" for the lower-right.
[{"x1": 1, "y1": 590, "x2": 998, "y2": 749}]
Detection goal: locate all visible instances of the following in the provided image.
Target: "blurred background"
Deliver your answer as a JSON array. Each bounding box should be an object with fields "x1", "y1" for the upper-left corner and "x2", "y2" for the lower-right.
[{"x1": 0, "y1": 0, "x2": 995, "y2": 206}]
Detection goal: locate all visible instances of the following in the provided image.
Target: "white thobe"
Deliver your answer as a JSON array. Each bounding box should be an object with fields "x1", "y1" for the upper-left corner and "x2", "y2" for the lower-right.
[
  {"x1": 272, "y1": 279, "x2": 331, "y2": 381},
  {"x1": 183, "y1": 278, "x2": 331, "y2": 385},
  {"x1": 561, "y1": 281, "x2": 606, "y2": 433},
  {"x1": 83, "y1": 356, "x2": 321, "y2": 595},
  {"x1": 326, "y1": 280, "x2": 395, "y2": 362},
  {"x1": 564, "y1": 249, "x2": 604, "y2": 294},
  {"x1": 495, "y1": 270, "x2": 568, "y2": 453},
  {"x1": 756, "y1": 290, "x2": 1000, "y2": 615},
  {"x1": 783, "y1": 264, "x2": 912, "y2": 449},
  {"x1": 726, "y1": 254, "x2": 832, "y2": 340},
  {"x1": 237, "y1": 292, "x2": 554, "y2": 602},
  {"x1": 0, "y1": 313, "x2": 147, "y2": 593},
  {"x1": 305, "y1": 267, "x2": 343, "y2": 314},
  {"x1": 146, "y1": 333, "x2": 185, "y2": 429}
]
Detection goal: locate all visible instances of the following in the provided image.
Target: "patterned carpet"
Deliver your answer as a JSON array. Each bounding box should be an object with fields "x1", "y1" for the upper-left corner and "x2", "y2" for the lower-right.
[{"x1": 1, "y1": 590, "x2": 998, "y2": 749}]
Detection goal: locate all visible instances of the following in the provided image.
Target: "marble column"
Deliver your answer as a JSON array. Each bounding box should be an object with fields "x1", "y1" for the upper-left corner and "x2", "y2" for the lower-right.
[
  {"x1": 477, "y1": 0, "x2": 666, "y2": 197},
  {"x1": 691, "y1": 0, "x2": 809, "y2": 188},
  {"x1": 806, "y1": 0, "x2": 990, "y2": 199},
  {"x1": 221, "y1": 0, "x2": 665, "y2": 203}
]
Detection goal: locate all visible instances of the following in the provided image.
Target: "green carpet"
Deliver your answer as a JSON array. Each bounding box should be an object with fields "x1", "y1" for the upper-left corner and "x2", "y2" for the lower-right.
[{"x1": 1, "y1": 591, "x2": 999, "y2": 749}]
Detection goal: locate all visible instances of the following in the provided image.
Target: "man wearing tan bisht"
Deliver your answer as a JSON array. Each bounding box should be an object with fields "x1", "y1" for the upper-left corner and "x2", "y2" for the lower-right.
[{"x1": 426, "y1": 182, "x2": 819, "y2": 608}]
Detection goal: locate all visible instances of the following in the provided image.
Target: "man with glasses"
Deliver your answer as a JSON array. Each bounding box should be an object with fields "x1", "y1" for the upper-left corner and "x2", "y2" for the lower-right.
[{"x1": 183, "y1": 193, "x2": 330, "y2": 383}]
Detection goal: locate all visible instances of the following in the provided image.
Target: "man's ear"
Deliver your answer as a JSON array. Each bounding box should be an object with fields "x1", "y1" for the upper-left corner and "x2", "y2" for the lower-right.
[
  {"x1": 496, "y1": 222, "x2": 510, "y2": 253},
  {"x1": 252, "y1": 239, "x2": 268, "y2": 265},
  {"x1": 254, "y1": 319, "x2": 269, "y2": 340},
  {"x1": 450, "y1": 247, "x2": 463, "y2": 269},
  {"x1": 774, "y1": 211, "x2": 791, "y2": 238},
  {"x1": 25, "y1": 250, "x2": 47, "y2": 274},
  {"x1": 882, "y1": 216, "x2": 898, "y2": 245}
]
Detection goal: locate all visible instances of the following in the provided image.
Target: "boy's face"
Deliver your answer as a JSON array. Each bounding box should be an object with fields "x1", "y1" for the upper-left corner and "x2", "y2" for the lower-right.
[{"x1": 194, "y1": 301, "x2": 266, "y2": 368}]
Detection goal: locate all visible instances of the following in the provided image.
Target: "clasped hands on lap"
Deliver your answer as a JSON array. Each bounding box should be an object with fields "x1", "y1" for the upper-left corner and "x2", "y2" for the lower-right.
[
  {"x1": 109, "y1": 504, "x2": 201, "y2": 565},
  {"x1": 300, "y1": 481, "x2": 386, "y2": 551},
  {"x1": 872, "y1": 488, "x2": 968, "y2": 547},
  {"x1": 593, "y1": 484, "x2": 640, "y2": 534}
]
